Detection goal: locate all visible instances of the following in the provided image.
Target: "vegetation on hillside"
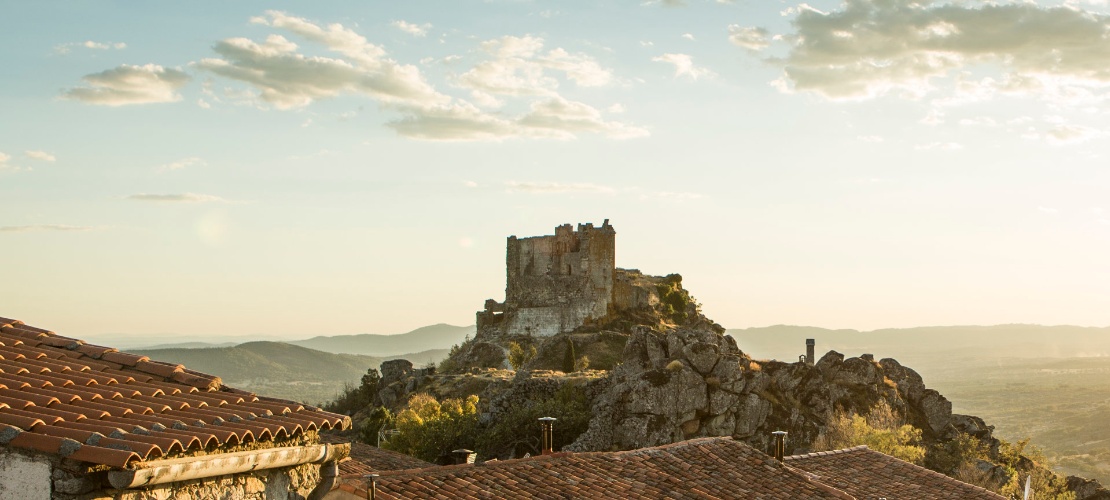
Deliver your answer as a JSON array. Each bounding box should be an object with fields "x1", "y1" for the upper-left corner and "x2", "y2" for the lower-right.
[{"x1": 814, "y1": 400, "x2": 925, "y2": 464}]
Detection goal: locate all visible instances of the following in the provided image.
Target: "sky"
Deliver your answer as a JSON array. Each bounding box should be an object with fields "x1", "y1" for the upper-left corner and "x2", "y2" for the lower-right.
[{"x1": 3, "y1": 0, "x2": 1110, "y2": 341}]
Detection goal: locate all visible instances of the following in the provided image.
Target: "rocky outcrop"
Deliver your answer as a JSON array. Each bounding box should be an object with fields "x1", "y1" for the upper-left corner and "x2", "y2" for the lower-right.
[
  {"x1": 1069, "y1": 475, "x2": 1110, "y2": 500},
  {"x1": 567, "y1": 325, "x2": 980, "y2": 456}
]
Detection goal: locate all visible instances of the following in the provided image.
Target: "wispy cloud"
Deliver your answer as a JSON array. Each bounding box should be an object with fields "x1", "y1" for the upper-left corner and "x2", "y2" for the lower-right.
[
  {"x1": 0, "y1": 224, "x2": 93, "y2": 233},
  {"x1": 653, "y1": 53, "x2": 714, "y2": 80},
  {"x1": 55, "y1": 40, "x2": 126, "y2": 54},
  {"x1": 158, "y1": 157, "x2": 205, "y2": 171},
  {"x1": 727, "y1": 25, "x2": 769, "y2": 51},
  {"x1": 197, "y1": 11, "x2": 448, "y2": 110},
  {"x1": 504, "y1": 181, "x2": 616, "y2": 194},
  {"x1": 126, "y1": 193, "x2": 232, "y2": 203},
  {"x1": 24, "y1": 150, "x2": 56, "y2": 162},
  {"x1": 63, "y1": 64, "x2": 190, "y2": 106},
  {"x1": 392, "y1": 20, "x2": 431, "y2": 37}
]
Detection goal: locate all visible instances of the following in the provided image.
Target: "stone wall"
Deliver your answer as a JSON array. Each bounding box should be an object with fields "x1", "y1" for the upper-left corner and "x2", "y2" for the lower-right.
[
  {"x1": 481, "y1": 221, "x2": 616, "y2": 337},
  {"x1": 2, "y1": 446, "x2": 326, "y2": 499}
]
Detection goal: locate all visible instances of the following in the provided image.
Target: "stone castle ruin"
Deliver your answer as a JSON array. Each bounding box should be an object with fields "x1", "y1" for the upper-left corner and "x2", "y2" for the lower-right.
[
  {"x1": 475, "y1": 220, "x2": 719, "y2": 340},
  {"x1": 478, "y1": 220, "x2": 617, "y2": 337}
]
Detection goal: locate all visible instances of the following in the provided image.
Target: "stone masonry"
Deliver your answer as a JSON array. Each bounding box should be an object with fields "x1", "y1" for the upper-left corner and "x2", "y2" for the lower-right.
[{"x1": 478, "y1": 220, "x2": 617, "y2": 337}]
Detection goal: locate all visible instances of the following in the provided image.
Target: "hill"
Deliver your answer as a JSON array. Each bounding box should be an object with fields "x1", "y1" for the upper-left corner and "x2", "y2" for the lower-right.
[
  {"x1": 135, "y1": 341, "x2": 450, "y2": 405},
  {"x1": 290, "y1": 323, "x2": 474, "y2": 356}
]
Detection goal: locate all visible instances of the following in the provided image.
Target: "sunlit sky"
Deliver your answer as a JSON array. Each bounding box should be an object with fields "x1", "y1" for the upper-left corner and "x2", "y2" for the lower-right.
[{"x1": 4, "y1": 0, "x2": 1110, "y2": 340}]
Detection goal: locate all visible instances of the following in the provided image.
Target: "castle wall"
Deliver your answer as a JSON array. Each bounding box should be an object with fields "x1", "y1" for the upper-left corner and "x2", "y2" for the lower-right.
[{"x1": 494, "y1": 221, "x2": 616, "y2": 337}]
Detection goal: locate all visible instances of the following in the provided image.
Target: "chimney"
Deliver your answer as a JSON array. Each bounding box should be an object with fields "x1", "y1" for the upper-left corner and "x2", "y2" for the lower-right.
[
  {"x1": 364, "y1": 473, "x2": 379, "y2": 500},
  {"x1": 539, "y1": 417, "x2": 557, "y2": 455},
  {"x1": 805, "y1": 339, "x2": 815, "y2": 366},
  {"x1": 772, "y1": 431, "x2": 787, "y2": 462},
  {"x1": 452, "y1": 448, "x2": 477, "y2": 464}
]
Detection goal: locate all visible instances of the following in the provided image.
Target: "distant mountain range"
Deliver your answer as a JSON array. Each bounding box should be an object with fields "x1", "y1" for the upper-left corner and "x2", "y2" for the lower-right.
[
  {"x1": 133, "y1": 341, "x2": 452, "y2": 404},
  {"x1": 288, "y1": 323, "x2": 474, "y2": 356},
  {"x1": 729, "y1": 324, "x2": 1110, "y2": 371}
]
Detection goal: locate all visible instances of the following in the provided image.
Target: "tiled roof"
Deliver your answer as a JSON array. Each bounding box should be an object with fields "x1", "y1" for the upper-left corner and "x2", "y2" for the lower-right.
[
  {"x1": 785, "y1": 445, "x2": 1008, "y2": 500},
  {"x1": 319, "y1": 433, "x2": 432, "y2": 475},
  {"x1": 0, "y1": 317, "x2": 350, "y2": 469},
  {"x1": 332, "y1": 437, "x2": 852, "y2": 499}
]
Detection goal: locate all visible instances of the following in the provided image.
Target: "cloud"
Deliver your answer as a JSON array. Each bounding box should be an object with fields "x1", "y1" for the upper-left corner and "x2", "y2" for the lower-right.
[
  {"x1": 388, "y1": 97, "x2": 648, "y2": 141},
  {"x1": 192, "y1": 12, "x2": 643, "y2": 142},
  {"x1": 24, "y1": 150, "x2": 55, "y2": 162},
  {"x1": 856, "y1": 135, "x2": 884, "y2": 143},
  {"x1": 0, "y1": 224, "x2": 93, "y2": 233},
  {"x1": 763, "y1": 0, "x2": 1110, "y2": 102},
  {"x1": 392, "y1": 20, "x2": 431, "y2": 37},
  {"x1": 653, "y1": 53, "x2": 714, "y2": 80},
  {"x1": 63, "y1": 64, "x2": 190, "y2": 106},
  {"x1": 126, "y1": 193, "x2": 231, "y2": 203},
  {"x1": 457, "y1": 35, "x2": 613, "y2": 97},
  {"x1": 915, "y1": 142, "x2": 963, "y2": 151},
  {"x1": 504, "y1": 181, "x2": 616, "y2": 194},
  {"x1": 1038, "y1": 206, "x2": 1061, "y2": 215},
  {"x1": 55, "y1": 41, "x2": 126, "y2": 54},
  {"x1": 728, "y1": 25, "x2": 770, "y2": 51},
  {"x1": 197, "y1": 11, "x2": 449, "y2": 109},
  {"x1": 1045, "y1": 124, "x2": 1100, "y2": 145},
  {"x1": 0, "y1": 151, "x2": 24, "y2": 172},
  {"x1": 682, "y1": 33, "x2": 696, "y2": 41},
  {"x1": 158, "y1": 157, "x2": 205, "y2": 171}
]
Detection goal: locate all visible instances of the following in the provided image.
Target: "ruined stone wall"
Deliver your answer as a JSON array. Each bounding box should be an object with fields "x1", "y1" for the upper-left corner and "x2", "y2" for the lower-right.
[{"x1": 494, "y1": 222, "x2": 616, "y2": 337}]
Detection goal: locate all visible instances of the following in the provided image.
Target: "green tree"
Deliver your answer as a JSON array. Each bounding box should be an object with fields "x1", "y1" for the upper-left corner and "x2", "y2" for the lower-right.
[
  {"x1": 508, "y1": 341, "x2": 537, "y2": 371},
  {"x1": 562, "y1": 338, "x2": 576, "y2": 373},
  {"x1": 384, "y1": 393, "x2": 480, "y2": 463},
  {"x1": 323, "y1": 368, "x2": 380, "y2": 416}
]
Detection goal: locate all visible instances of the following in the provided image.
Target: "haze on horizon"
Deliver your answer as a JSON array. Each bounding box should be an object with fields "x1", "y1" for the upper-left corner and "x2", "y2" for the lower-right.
[{"x1": 3, "y1": 1, "x2": 1109, "y2": 339}]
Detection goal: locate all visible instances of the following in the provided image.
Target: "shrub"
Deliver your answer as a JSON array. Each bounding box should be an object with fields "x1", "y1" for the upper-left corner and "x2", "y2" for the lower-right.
[
  {"x1": 814, "y1": 400, "x2": 925, "y2": 465},
  {"x1": 476, "y1": 384, "x2": 592, "y2": 459},
  {"x1": 508, "y1": 341, "x2": 537, "y2": 371},
  {"x1": 574, "y1": 355, "x2": 590, "y2": 372},
  {"x1": 384, "y1": 393, "x2": 480, "y2": 463}
]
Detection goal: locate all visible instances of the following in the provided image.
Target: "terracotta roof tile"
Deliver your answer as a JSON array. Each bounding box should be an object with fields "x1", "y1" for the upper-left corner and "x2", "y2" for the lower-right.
[
  {"x1": 320, "y1": 435, "x2": 433, "y2": 475},
  {"x1": 338, "y1": 438, "x2": 851, "y2": 500},
  {"x1": 0, "y1": 317, "x2": 351, "y2": 469},
  {"x1": 786, "y1": 446, "x2": 1008, "y2": 499}
]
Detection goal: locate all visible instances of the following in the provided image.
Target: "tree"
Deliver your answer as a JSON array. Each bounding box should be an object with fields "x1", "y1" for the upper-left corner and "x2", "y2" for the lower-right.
[
  {"x1": 508, "y1": 341, "x2": 537, "y2": 371},
  {"x1": 384, "y1": 393, "x2": 480, "y2": 463},
  {"x1": 562, "y1": 338, "x2": 576, "y2": 373},
  {"x1": 323, "y1": 368, "x2": 380, "y2": 416}
]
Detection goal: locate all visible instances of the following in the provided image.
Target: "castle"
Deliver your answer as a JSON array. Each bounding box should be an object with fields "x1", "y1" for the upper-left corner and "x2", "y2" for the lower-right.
[{"x1": 477, "y1": 220, "x2": 617, "y2": 337}]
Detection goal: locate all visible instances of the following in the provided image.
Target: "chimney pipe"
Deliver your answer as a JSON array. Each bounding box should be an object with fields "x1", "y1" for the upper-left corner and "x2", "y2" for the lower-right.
[
  {"x1": 772, "y1": 431, "x2": 787, "y2": 462},
  {"x1": 805, "y1": 339, "x2": 815, "y2": 366},
  {"x1": 539, "y1": 417, "x2": 557, "y2": 455},
  {"x1": 452, "y1": 449, "x2": 476, "y2": 464},
  {"x1": 364, "y1": 473, "x2": 379, "y2": 500}
]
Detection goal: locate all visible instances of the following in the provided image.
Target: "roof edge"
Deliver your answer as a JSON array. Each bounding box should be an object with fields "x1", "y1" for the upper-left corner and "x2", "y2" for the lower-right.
[{"x1": 108, "y1": 442, "x2": 350, "y2": 489}]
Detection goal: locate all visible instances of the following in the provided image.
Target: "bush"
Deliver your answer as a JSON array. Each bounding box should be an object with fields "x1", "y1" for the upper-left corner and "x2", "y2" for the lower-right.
[
  {"x1": 508, "y1": 341, "x2": 537, "y2": 371},
  {"x1": 574, "y1": 355, "x2": 590, "y2": 372},
  {"x1": 814, "y1": 400, "x2": 925, "y2": 465},
  {"x1": 476, "y1": 384, "x2": 592, "y2": 459},
  {"x1": 383, "y1": 393, "x2": 480, "y2": 463}
]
